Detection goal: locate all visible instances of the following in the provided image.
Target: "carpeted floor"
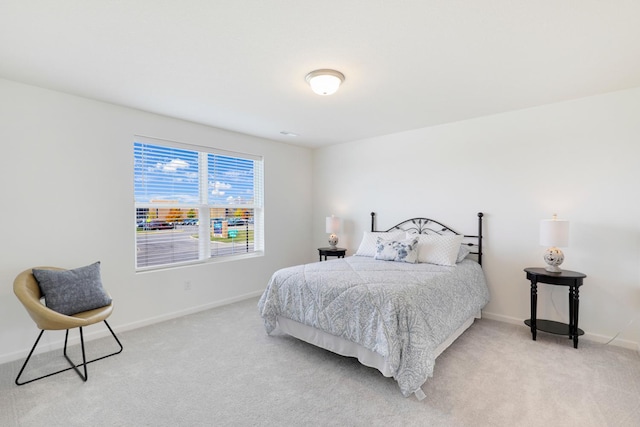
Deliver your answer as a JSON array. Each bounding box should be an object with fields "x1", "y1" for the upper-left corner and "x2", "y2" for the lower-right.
[{"x1": 1, "y1": 297, "x2": 639, "y2": 427}]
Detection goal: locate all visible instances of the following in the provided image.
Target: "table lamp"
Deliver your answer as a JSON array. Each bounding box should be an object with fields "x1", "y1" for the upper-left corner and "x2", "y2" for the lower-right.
[
  {"x1": 539, "y1": 214, "x2": 569, "y2": 273},
  {"x1": 326, "y1": 215, "x2": 342, "y2": 249}
]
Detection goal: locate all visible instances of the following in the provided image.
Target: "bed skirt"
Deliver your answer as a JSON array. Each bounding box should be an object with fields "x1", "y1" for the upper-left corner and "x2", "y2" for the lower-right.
[{"x1": 275, "y1": 310, "x2": 481, "y2": 399}]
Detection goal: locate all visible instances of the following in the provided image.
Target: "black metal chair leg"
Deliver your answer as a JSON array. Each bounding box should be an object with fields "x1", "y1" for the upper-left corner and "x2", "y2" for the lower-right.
[
  {"x1": 15, "y1": 320, "x2": 123, "y2": 386},
  {"x1": 64, "y1": 326, "x2": 88, "y2": 381},
  {"x1": 14, "y1": 330, "x2": 45, "y2": 386},
  {"x1": 100, "y1": 320, "x2": 124, "y2": 359}
]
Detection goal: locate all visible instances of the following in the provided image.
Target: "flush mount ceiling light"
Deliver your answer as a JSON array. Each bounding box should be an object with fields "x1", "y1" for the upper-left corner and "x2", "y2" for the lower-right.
[{"x1": 305, "y1": 69, "x2": 345, "y2": 96}]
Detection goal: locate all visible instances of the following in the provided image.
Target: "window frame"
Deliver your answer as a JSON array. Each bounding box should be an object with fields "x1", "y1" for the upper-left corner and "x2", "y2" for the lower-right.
[{"x1": 134, "y1": 135, "x2": 264, "y2": 272}]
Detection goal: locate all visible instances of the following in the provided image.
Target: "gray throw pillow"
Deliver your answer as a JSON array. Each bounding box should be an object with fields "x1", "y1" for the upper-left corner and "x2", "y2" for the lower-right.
[{"x1": 32, "y1": 262, "x2": 112, "y2": 316}]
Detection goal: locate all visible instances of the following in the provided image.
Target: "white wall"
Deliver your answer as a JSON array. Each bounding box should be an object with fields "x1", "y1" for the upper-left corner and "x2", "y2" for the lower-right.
[
  {"x1": 0, "y1": 78, "x2": 313, "y2": 363},
  {"x1": 313, "y1": 87, "x2": 640, "y2": 350},
  {"x1": 3, "y1": 77, "x2": 637, "y2": 366}
]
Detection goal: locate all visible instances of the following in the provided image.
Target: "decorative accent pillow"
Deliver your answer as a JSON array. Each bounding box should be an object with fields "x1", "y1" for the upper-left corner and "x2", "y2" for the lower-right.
[
  {"x1": 32, "y1": 262, "x2": 112, "y2": 316},
  {"x1": 374, "y1": 237, "x2": 419, "y2": 263},
  {"x1": 406, "y1": 233, "x2": 464, "y2": 266},
  {"x1": 355, "y1": 230, "x2": 405, "y2": 257}
]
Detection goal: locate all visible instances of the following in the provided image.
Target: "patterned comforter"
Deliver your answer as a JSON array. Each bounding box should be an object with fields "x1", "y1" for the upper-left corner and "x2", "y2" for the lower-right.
[{"x1": 258, "y1": 256, "x2": 490, "y2": 397}]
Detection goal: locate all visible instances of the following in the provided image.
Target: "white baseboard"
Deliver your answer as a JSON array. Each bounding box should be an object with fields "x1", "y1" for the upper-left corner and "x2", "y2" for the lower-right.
[
  {"x1": 480, "y1": 311, "x2": 523, "y2": 326},
  {"x1": 114, "y1": 289, "x2": 263, "y2": 334},
  {"x1": 481, "y1": 310, "x2": 640, "y2": 352},
  {"x1": 0, "y1": 290, "x2": 264, "y2": 366}
]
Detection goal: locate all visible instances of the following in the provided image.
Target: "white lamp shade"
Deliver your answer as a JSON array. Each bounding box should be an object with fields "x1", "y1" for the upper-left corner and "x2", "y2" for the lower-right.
[
  {"x1": 326, "y1": 216, "x2": 342, "y2": 234},
  {"x1": 540, "y1": 218, "x2": 569, "y2": 247}
]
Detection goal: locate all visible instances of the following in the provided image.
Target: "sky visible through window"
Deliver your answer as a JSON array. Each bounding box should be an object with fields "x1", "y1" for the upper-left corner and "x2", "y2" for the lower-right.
[{"x1": 134, "y1": 142, "x2": 254, "y2": 206}]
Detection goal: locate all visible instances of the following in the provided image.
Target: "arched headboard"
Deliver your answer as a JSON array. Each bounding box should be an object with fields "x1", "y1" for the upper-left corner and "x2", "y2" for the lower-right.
[{"x1": 370, "y1": 212, "x2": 484, "y2": 265}]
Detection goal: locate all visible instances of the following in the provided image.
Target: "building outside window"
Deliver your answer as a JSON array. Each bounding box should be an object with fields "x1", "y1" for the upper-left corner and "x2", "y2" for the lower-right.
[{"x1": 134, "y1": 136, "x2": 264, "y2": 270}]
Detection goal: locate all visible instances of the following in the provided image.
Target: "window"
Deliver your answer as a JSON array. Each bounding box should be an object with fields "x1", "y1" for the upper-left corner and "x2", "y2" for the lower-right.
[{"x1": 134, "y1": 136, "x2": 264, "y2": 270}]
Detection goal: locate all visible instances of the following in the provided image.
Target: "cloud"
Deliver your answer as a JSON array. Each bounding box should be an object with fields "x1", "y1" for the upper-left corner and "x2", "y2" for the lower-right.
[
  {"x1": 211, "y1": 181, "x2": 232, "y2": 196},
  {"x1": 158, "y1": 159, "x2": 189, "y2": 172},
  {"x1": 226, "y1": 195, "x2": 247, "y2": 204}
]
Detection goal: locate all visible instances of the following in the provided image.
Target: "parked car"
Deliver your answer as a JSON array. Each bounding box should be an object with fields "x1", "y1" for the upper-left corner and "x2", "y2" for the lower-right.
[
  {"x1": 182, "y1": 218, "x2": 198, "y2": 226},
  {"x1": 227, "y1": 218, "x2": 247, "y2": 226},
  {"x1": 143, "y1": 220, "x2": 175, "y2": 230}
]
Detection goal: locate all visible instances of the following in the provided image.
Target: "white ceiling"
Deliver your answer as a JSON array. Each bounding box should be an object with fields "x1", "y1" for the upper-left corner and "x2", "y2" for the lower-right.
[{"x1": 2, "y1": 1, "x2": 640, "y2": 148}]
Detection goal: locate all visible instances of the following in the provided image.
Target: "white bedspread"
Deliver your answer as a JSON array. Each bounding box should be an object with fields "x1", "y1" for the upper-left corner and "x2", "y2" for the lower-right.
[{"x1": 258, "y1": 256, "x2": 490, "y2": 397}]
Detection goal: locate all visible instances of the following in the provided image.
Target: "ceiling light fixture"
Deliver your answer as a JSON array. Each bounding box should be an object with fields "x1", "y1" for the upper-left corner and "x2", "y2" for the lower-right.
[{"x1": 305, "y1": 69, "x2": 345, "y2": 96}]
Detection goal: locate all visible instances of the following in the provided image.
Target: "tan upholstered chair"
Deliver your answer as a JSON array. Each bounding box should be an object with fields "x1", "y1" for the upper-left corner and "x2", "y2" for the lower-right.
[{"x1": 13, "y1": 267, "x2": 123, "y2": 385}]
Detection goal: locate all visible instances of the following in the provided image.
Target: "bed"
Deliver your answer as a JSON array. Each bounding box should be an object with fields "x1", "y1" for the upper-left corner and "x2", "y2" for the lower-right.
[{"x1": 258, "y1": 212, "x2": 490, "y2": 399}]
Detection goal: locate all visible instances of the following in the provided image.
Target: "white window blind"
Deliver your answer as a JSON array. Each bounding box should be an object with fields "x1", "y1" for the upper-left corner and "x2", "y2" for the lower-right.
[{"x1": 134, "y1": 137, "x2": 264, "y2": 270}]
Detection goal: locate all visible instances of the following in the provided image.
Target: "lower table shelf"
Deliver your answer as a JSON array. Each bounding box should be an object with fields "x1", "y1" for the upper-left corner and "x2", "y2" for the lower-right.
[{"x1": 524, "y1": 319, "x2": 584, "y2": 337}]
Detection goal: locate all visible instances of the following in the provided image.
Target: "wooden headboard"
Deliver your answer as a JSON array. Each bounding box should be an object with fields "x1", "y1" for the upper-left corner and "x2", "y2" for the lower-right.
[{"x1": 370, "y1": 212, "x2": 484, "y2": 266}]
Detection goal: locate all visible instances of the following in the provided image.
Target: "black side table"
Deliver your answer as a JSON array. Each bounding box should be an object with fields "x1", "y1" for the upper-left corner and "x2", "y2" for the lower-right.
[
  {"x1": 318, "y1": 247, "x2": 346, "y2": 262},
  {"x1": 524, "y1": 267, "x2": 586, "y2": 348}
]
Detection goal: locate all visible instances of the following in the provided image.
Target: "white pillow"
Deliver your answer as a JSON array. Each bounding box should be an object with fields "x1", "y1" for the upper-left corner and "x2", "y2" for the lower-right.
[
  {"x1": 406, "y1": 233, "x2": 464, "y2": 266},
  {"x1": 374, "y1": 237, "x2": 419, "y2": 263},
  {"x1": 355, "y1": 230, "x2": 405, "y2": 257},
  {"x1": 457, "y1": 245, "x2": 471, "y2": 263}
]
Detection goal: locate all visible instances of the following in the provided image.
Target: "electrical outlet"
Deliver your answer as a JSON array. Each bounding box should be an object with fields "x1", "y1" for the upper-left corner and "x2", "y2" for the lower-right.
[{"x1": 184, "y1": 280, "x2": 191, "y2": 291}]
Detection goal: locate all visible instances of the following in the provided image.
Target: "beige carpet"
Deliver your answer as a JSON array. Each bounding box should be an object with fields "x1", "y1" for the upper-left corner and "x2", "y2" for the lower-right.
[{"x1": 1, "y1": 297, "x2": 639, "y2": 427}]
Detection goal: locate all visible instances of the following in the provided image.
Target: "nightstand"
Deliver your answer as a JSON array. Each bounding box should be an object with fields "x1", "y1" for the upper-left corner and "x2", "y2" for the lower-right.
[
  {"x1": 318, "y1": 247, "x2": 346, "y2": 262},
  {"x1": 524, "y1": 267, "x2": 587, "y2": 348}
]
